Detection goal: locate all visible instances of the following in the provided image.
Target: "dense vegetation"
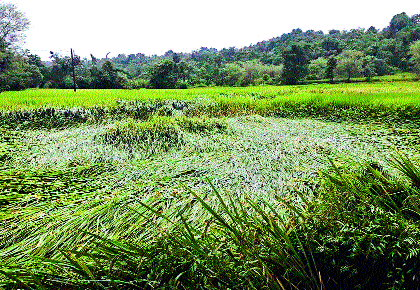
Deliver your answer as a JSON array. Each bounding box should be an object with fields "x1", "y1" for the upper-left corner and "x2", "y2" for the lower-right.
[
  {"x1": 1, "y1": 3, "x2": 420, "y2": 91},
  {"x1": 2, "y1": 3, "x2": 420, "y2": 290},
  {"x1": 0, "y1": 76, "x2": 420, "y2": 129},
  {"x1": 0, "y1": 80, "x2": 420, "y2": 289}
]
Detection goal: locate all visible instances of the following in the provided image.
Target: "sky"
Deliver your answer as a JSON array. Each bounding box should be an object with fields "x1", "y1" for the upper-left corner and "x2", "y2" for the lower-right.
[{"x1": 5, "y1": 0, "x2": 420, "y2": 60}]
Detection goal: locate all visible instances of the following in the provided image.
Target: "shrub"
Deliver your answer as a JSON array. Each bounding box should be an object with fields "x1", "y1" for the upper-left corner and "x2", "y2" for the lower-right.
[
  {"x1": 130, "y1": 78, "x2": 150, "y2": 89},
  {"x1": 176, "y1": 80, "x2": 188, "y2": 89},
  {"x1": 307, "y1": 57, "x2": 328, "y2": 80},
  {"x1": 409, "y1": 40, "x2": 420, "y2": 76}
]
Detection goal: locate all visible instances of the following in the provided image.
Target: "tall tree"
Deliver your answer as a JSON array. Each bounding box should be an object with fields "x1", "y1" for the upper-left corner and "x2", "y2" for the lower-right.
[
  {"x1": 388, "y1": 12, "x2": 412, "y2": 37},
  {"x1": 409, "y1": 40, "x2": 420, "y2": 76},
  {"x1": 0, "y1": 51, "x2": 43, "y2": 91},
  {"x1": 0, "y1": 4, "x2": 42, "y2": 92},
  {"x1": 362, "y1": 55, "x2": 376, "y2": 81},
  {"x1": 47, "y1": 52, "x2": 81, "y2": 88},
  {"x1": 326, "y1": 56, "x2": 337, "y2": 83},
  {"x1": 100, "y1": 60, "x2": 121, "y2": 89},
  {"x1": 149, "y1": 59, "x2": 178, "y2": 89},
  {"x1": 308, "y1": 57, "x2": 328, "y2": 80},
  {"x1": 412, "y1": 14, "x2": 420, "y2": 25},
  {"x1": 335, "y1": 50, "x2": 364, "y2": 82},
  {"x1": 281, "y1": 44, "x2": 308, "y2": 85},
  {"x1": 0, "y1": 3, "x2": 30, "y2": 48}
]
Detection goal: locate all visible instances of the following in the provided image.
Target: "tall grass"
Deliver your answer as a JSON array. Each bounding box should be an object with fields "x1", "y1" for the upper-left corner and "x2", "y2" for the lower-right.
[
  {"x1": 2, "y1": 78, "x2": 420, "y2": 130},
  {"x1": 1, "y1": 154, "x2": 419, "y2": 289},
  {"x1": 3, "y1": 95, "x2": 420, "y2": 130}
]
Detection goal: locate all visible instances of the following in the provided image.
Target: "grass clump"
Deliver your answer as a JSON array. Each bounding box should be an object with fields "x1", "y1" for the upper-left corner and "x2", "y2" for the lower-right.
[
  {"x1": 175, "y1": 115, "x2": 228, "y2": 133},
  {"x1": 0, "y1": 100, "x2": 189, "y2": 130},
  {"x1": 100, "y1": 115, "x2": 227, "y2": 151},
  {"x1": 101, "y1": 116, "x2": 183, "y2": 149},
  {"x1": 301, "y1": 156, "x2": 420, "y2": 289}
]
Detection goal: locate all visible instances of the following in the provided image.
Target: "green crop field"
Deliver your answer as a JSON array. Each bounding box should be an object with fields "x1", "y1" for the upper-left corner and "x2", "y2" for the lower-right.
[
  {"x1": 1, "y1": 79, "x2": 420, "y2": 289},
  {"x1": 1, "y1": 78, "x2": 420, "y2": 111}
]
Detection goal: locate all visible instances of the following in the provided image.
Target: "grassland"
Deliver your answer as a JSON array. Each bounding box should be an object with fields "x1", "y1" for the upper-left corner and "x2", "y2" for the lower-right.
[
  {"x1": 0, "y1": 76, "x2": 419, "y2": 111},
  {"x1": 1, "y1": 75, "x2": 420, "y2": 131},
  {"x1": 1, "y1": 78, "x2": 420, "y2": 289}
]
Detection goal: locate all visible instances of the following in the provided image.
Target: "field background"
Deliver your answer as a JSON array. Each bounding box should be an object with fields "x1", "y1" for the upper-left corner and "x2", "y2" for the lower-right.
[
  {"x1": 1, "y1": 78, "x2": 420, "y2": 111},
  {"x1": 1, "y1": 79, "x2": 420, "y2": 289}
]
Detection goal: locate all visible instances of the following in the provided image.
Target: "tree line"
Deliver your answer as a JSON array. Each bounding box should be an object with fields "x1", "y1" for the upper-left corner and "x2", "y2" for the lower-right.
[{"x1": 1, "y1": 3, "x2": 420, "y2": 91}]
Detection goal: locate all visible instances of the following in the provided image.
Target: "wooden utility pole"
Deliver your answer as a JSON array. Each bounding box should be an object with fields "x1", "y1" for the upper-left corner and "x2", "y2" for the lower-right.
[{"x1": 70, "y1": 48, "x2": 76, "y2": 92}]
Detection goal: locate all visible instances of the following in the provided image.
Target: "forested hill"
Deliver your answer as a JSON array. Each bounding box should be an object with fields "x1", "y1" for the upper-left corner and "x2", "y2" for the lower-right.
[
  {"x1": 1, "y1": 9, "x2": 420, "y2": 91},
  {"x1": 106, "y1": 12, "x2": 419, "y2": 81}
]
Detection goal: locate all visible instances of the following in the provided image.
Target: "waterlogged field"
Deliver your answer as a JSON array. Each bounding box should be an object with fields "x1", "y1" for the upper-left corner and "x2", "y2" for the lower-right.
[
  {"x1": 4, "y1": 116, "x2": 413, "y2": 202},
  {"x1": 1, "y1": 82, "x2": 420, "y2": 289}
]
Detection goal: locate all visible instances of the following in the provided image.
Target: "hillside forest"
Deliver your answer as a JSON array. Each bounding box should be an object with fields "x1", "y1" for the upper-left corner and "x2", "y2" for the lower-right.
[{"x1": 1, "y1": 4, "x2": 420, "y2": 91}]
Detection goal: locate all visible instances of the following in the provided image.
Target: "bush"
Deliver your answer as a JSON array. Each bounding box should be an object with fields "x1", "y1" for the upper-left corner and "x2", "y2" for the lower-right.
[
  {"x1": 126, "y1": 78, "x2": 150, "y2": 89},
  {"x1": 176, "y1": 80, "x2": 188, "y2": 89},
  {"x1": 149, "y1": 59, "x2": 178, "y2": 89},
  {"x1": 409, "y1": 40, "x2": 420, "y2": 76},
  {"x1": 307, "y1": 57, "x2": 328, "y2": 80}
]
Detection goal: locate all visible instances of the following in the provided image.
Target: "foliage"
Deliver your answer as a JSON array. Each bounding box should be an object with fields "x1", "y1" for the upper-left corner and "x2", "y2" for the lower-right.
[
  {"x1": 326, "y1": 56, "x2": 337, "y2": 83},
  {"x1": 149, "y1": 59, "x2": 179, "y2": 89},
  {"x1": 1, "y1": 124, "x2": 420, "y2": 289},
  {"x1": 307, "y1": 57, "x2": 327, "y2": 80},
  {"x1": 100, "y1": 115, "x2": 227, "y2": 153},
  {"x1": 126, "y1": 78, "x2": 150, "y2": 89},
  {"x1": 305, "y1": 156, "x2": 420, "y2": 289},
  {"x1": 334, "y1": 50, "x2": 364, "y2": 82},
  {"x1": 100, "y1": 116, "x2": 184, "y2": 150},
  {"x1": 0, "y1": 50, "x2": 43, "y2": 91},
  {"x1": 95, "y1": 60, "x2": 126, "y2": 89},
  {"x1": 388, "y1": 12, "x2": 412, "y2": 37},
  {"x1": 409, "y1": 40, "x2": 420, "y2": 76},
  {"x1": 0, "y1": 2, "x2": 30, "y2": 48},
  {"x1": 2, "y1": 78, "x2": 420, "y2": 129},
  {"x1": 2, "y1": 81, "x2": 420, "y2": 288},
  {"x1": 363, "y1": 55, "x2": 377, "y2": 81},
  {"x1": 281, "y1": 44, "x2": 308, "y2": 85},
  {"x1": 0, "y1": 4, "x2": 42, "y2": 92},
  {"x1": 222, "y1": 62, "x2": 245, "y2": 86},
  {"x1": 2, "y1": 7, "x2": 420, "y2": 286}
]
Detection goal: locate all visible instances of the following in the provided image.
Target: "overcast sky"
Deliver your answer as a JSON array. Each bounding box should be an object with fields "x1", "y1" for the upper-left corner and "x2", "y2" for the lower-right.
[{"x1": 6, "y1": 0, "x2": 420, "y2": 60}]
